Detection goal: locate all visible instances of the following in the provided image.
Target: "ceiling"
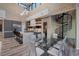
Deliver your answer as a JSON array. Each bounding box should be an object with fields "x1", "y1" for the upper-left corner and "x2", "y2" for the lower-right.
[{"x1": 0, "y1": 3, "x2": 27, "y2": 21}]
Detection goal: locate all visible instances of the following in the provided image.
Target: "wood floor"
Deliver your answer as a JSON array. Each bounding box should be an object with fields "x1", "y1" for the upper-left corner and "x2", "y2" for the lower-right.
[
  {"x1": 0, "y1": 36, "x2": 79, "y2": 56},
  {"x1": 0, "y1": 37, "x2": 30, "y2": 56}
]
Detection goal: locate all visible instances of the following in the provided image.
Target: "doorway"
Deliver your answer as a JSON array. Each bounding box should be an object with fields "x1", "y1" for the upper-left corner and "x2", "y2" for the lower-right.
[
  {"x1": 0, "y1": 19, "x2": 4, "y2": 40},
  {"x1": 0, "y1": 20, "x2": 2, "y2": 32},
  {"x1": 43, "y1": 22, "x2": 47, "y2": 43}
]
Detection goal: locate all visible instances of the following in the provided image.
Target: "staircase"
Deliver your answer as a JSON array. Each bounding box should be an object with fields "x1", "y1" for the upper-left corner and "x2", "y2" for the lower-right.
[
  {"x1": 55, "y1": 13, "x2": 72, "y2": 39},
  {"x1": 47, "y1": 13, "x2": 72, "y2": 56},
  {"x1": 1, "y1": 38, "x2": 28, "y2": 56}
]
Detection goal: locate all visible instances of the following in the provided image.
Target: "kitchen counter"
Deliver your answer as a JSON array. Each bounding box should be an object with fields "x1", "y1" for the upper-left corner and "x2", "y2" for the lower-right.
[
  {"x1": 23, "y1": 32, "x2": 36, "y2": 44},
  {"x1": 23, "y1": 32, "x2": 36, "y2": 56}
]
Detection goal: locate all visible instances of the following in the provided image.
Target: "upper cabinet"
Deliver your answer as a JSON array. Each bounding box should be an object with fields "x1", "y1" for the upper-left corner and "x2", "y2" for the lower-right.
[{"x1": 0, "y1": 10, "x2": 6, "y2": 18}]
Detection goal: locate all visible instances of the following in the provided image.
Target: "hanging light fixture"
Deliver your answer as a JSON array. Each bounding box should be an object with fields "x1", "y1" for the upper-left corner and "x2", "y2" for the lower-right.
[
  {"x1": 20, "y1": 9, "x2": 29, "y2": 16},
  {"x1": 17, "y1": 3, "x2": 31, "y2": 16}
]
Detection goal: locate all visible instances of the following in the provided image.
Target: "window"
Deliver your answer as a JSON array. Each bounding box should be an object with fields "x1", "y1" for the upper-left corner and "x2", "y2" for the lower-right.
[
  {"x1": 32, "y1": 3, "x2": 36, "y2": 10},
  {"x1": 29, "y1": 3, "x2": 41, "y2": 11},
  {"x1": 36, "y1": 3, "x2": 41, "y2": 7},
  {"x1": 29, "y1": 6, "x2": 32, "y2": 11}
]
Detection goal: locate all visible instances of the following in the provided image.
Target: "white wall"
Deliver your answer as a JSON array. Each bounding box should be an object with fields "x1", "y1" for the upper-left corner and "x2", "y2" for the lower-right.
[
  {"x1": 76, "y1": 4, "x2": 79, "y2": 49},
  {"x1": 22, "y1": 22, "x2": 26, "y2": 33},
  {"x1": 66, "y1": 14, "x2": 76, "y2": 39},
  {"x1": 47, "y1": 17, "x2": 53, "y2": 46}
]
